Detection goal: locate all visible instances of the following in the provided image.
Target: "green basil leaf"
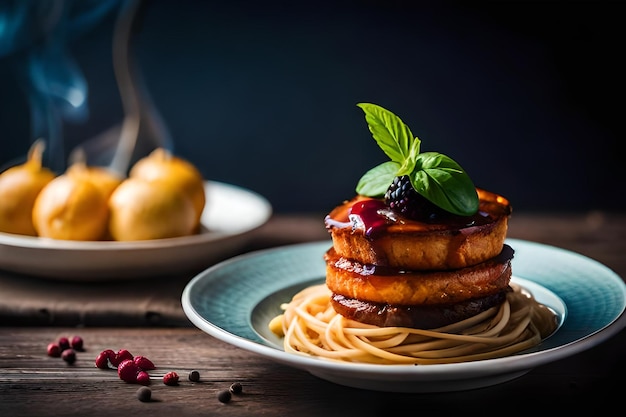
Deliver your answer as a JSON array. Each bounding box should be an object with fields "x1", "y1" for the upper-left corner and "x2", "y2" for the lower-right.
[
  {"x1": 410, "y1": 152, "x2": 479, "y2": 216},
  {"x1": 356, "y1": 161, "x2": 400, "y2": 197},
  {"x1": 397, "y1": 137, "x2": 422, "y2": 176},
  {"x1": 357, "y1": 103, "x2": 416, "y2": 165},
  {"x1": 354, "y1": 103, "x2": 479, "y2": 216}
]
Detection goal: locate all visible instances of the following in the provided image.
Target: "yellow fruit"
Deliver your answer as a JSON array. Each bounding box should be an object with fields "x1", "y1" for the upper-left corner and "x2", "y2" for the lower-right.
[
  {"x1": 129, "y1": 148, "x2": 205, "y2": 228},
  {"x1": 32, "y1": 173, "x2": 109, "y2": 241},
  {"x1": 108, "y1": 177, "x2": 196, "y2": 241},
  {"x1": 66, "y1": 162, "x2": 122, "y2": 200},
  {"x1": 0, "y1": 139, "x2": 56, "y2": 236}
]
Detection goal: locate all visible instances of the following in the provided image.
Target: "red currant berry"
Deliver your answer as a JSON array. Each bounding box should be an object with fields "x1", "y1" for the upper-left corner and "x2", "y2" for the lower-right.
[
  {"x1": 133, "y1": 356, "x2": 155, "y2": 370},
  {"x1": 58, "y1": 337, "x2": 70, "y2": 351},
  {"x1": 47, "y1": 343, "x2": 61, "y2": 357},
  {"x1": 163, "y1": 371, "x2": 179, "y2": 386},
  {"x1": 111, "y1": 349, "x2": 133, "y2": 367},
  {"x1": 61, "y1": 349, "x2": 76, "y2": 364},
  {"x1": 70, "y1": 336, "x2": 84, "y2": 351},
  {"x1": 117, "y1": 359, "x2": 140, "y2": 383},
  {"x1": 136, "y1": 371, "x2": 151, "y2": 386},
  {"x1": 95, "y1": 350, "x2": 114, "y2": 369}
]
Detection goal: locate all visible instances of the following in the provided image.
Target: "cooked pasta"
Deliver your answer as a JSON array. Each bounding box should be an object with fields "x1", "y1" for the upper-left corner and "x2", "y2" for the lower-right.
[{"x1": 269, "y1": 283, "x2": 558, "y2": 365}]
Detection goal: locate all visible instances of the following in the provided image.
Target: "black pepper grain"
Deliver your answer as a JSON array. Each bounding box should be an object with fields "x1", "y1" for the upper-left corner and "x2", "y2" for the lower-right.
[
  {"x1": 136, "y1": 386, "x2": 152, "y2": 402},
  {"x1": 229, "y1": 382, "x2": 242, "y2": 394},
  {"x1": 217, "y1": 389, "x2": 232, "y2": 403},
  {"x1": 188, "y1": 370, "x2": 200, "y2": 382}
]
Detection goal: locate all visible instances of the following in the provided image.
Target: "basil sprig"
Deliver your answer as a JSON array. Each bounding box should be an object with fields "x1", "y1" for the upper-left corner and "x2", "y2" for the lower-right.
[{"x1": 355, "y1": 103, "x2": 479, "y2": 216}]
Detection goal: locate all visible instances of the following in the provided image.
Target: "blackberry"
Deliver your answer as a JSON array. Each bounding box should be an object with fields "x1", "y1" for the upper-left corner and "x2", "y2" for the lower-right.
[{"x1": 384, "y1": 176, "x2": 448, "y2": 222}]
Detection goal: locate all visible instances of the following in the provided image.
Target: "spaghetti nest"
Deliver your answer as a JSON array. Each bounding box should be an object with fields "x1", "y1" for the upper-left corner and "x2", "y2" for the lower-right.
[{"x1": 270, "y1": 284, "x2": 558, "y2": 365}]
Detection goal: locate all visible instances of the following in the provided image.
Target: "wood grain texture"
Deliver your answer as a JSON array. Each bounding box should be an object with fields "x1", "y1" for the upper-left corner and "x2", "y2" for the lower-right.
[{"x1": 0, "y1": 326, "x2": 625, "y2": 416}]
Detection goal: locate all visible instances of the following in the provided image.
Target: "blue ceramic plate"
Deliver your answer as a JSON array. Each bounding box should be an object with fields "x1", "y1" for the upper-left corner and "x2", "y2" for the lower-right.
[{"x1": 182, "y1": 238, "x2": 626, "y2": 393}]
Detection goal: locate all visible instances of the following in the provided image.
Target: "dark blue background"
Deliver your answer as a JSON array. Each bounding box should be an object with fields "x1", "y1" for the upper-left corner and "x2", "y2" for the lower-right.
[{"x1": 1, "y1": 1, "x2": 623, "y2": 214}]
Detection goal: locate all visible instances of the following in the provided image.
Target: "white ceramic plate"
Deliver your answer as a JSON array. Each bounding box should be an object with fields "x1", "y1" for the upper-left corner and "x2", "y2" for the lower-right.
[
  {"x1": 0, "y1": 181, "x2": 272, "y2": 280},
  {"x1": 182, "y1": 238, "x2": 626, "y2": 393}
]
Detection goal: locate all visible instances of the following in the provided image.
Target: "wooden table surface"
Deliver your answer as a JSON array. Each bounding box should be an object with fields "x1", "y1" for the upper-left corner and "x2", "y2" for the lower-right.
[{"x1": 1, "y1": 211, "x2": 625, "y2": 416}]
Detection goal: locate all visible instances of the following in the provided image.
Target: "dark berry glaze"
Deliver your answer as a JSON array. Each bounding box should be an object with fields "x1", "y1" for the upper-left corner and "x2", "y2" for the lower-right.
[{"x1": 325, "y1": 191, "x2": 510, "y2": 240}]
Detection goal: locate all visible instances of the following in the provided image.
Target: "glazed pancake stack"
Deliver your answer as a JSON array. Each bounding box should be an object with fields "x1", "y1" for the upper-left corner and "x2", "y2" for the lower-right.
[
  {"x1": 271, "y1": 103, "x2": 558, "y2": 364},
  {"x1": 324, "y1": 188, "x2": 513, "y2": 329}
]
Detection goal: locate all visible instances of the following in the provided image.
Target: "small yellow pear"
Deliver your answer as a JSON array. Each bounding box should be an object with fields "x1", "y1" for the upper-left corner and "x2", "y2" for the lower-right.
[
  {"x1": 66, "y1": 162, "x2": 123, "y2": 200},
  {"x1": 129, "y1": 148, "x2": 205, "y2": 229},
  {"x1": 32, "y1": 170, "x2": 110, "y2": 241},
  {"x1": 0, "y1": 140, "x2": 56, "y2": 236},
  {"x1": 108, "y1": 177, "x2": 196, "y2": 241}
]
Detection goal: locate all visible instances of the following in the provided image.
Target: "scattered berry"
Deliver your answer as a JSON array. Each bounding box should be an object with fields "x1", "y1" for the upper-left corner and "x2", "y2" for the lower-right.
[
  {"x1": 117, "y1": 359, "x2": 140, "y2": 383},
  {"x1": 136, "y1": 371, "x2": 151, "y2": 386},
  {"x1": 163, "y1": 371, "x2": 179, "y2": 386},
  {"x1": 217, "y1": 389, "x2": 232, "y2": 403},
  {"x1": 47, "y1": 343, "x2": 61, "y2": 357},
  {"x1": 61, "y1": 348, "x2": 76, "y2": 364},
  {"x1": 70, "y1": 336, "x2": 84, "y2": 351},
  {"x1": 229, "y1": 382, "x2": 243, "y2": 394},
  {"x1": 111, "y1": 349, "x2": 133, "y2": 367},
  {"x1": 58, "y1": 337, "x2": 70, "y2": 351},
  {"x1": 95, "y1": 349, "x2": 114, "y2": 369},
  {"x1": 133, "y1": 356, "x2": 155, "y2": 370},
  {"x1": 136, "y1": 386, "x2": 152, "y2": 402},
  {"x1": 188, "y1": 370, "x2": 200, "y2": 382}
]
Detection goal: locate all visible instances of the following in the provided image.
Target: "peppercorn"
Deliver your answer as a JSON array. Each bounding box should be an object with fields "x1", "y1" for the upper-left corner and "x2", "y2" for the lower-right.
[
  {"x1": 217, "y1": 389, "x2": 232, "y2": 403},
  {"x1": 136, "y1": 386, "x2": 152, "y2": 402},
  {"x1": 229, "y1": 382, "x2": 243, "y2": 394},
  {"x1": 188, "y1": 370, "x2": 200, "y2": 382}
]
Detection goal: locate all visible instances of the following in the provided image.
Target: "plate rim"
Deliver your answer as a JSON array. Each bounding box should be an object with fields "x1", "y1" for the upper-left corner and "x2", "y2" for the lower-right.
[{"x1": 182, "y1": 238, "x2": 626, "y2": 381}]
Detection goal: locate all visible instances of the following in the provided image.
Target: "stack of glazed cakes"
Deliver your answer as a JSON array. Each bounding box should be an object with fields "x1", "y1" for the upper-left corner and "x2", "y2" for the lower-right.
[{"x1": 323, "y1": 188, "x2": 513, "y2": 329}]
